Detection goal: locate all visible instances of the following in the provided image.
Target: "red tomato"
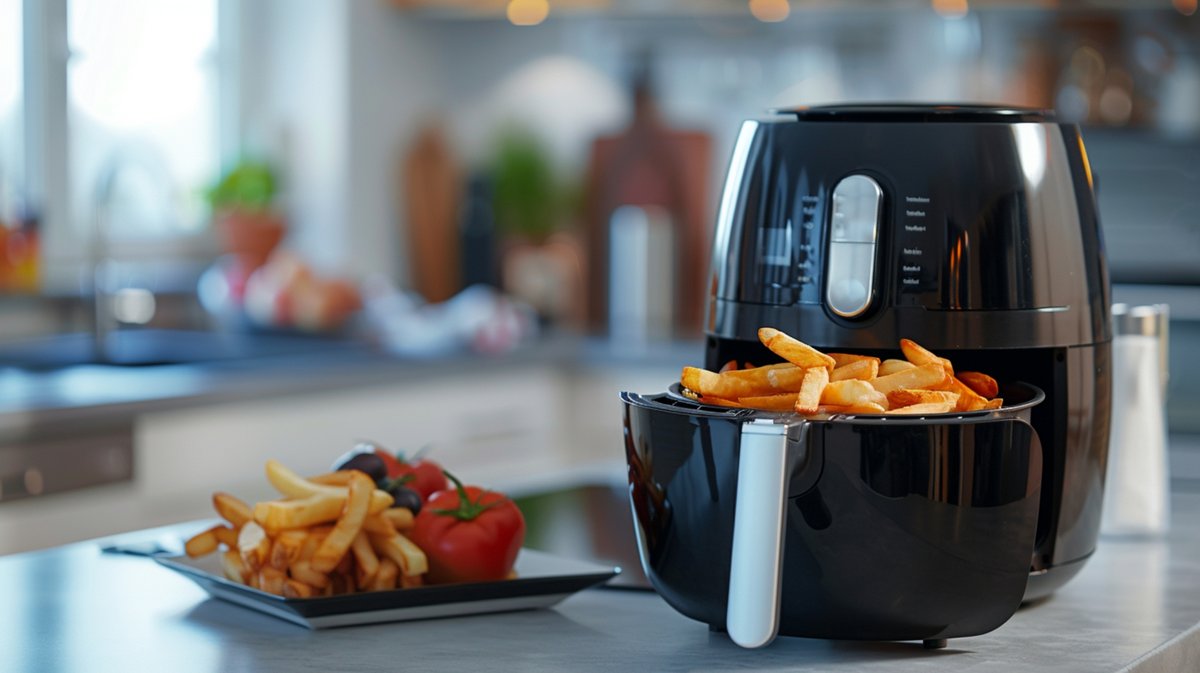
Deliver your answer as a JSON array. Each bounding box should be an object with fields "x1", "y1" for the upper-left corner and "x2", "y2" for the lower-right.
[
  {"x1": 394, "y1": 460, "x2": 448, "y2": 501},
  {"x1": 374, "y1": 449, "x2": 405, "y2": 479},
  {"x1": 410, "y1": 477, "x2": 525, "y2": 585}
]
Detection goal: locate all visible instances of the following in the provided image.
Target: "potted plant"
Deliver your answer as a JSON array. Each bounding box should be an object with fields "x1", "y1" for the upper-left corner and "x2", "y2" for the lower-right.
[
  {"x1": 206, "y1": 160, "x2": 286, "y2": 272},
  {"x1": 490, "y1": 129, "x2": 584, "y2": 326}
]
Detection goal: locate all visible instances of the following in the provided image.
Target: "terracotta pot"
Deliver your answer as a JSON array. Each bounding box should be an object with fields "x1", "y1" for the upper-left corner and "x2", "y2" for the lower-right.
[{"x1": 214, "y1": 208, "x2": 287, "y2": 271}]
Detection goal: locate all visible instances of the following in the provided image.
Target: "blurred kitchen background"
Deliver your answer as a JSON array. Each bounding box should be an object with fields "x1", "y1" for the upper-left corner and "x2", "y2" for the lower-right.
[{"x1": 0, "y1": 0, "x2": 1197, "y2": 555}]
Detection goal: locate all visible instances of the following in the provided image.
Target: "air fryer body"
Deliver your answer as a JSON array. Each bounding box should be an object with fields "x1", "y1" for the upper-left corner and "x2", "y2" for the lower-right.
[{"x1": 705, "y1": 105, "x2": 1112, "y2": 599}]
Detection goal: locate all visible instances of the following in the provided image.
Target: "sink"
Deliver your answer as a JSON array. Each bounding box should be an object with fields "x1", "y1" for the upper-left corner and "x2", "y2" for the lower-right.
[{"x1": 0, "y1": 329, "x2": 363, "y2": 370}]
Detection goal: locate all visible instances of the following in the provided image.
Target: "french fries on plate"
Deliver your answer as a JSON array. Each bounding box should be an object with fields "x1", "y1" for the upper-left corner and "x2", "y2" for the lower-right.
[
  {"x1": 679, "y1": 328, "x2": 1005, "y2": 416},
  {"x1": 183, "y1": 460, "x2": 426, "y2": 597}
]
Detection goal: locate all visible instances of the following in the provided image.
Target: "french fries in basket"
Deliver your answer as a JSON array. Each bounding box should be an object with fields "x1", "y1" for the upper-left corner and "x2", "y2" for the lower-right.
[
  {"x1": 678, "y1": 327, "x2": 1005, "y2": 416},
  {"x1": 183, "y1": 461, "x2": 428, "y2": 597}
]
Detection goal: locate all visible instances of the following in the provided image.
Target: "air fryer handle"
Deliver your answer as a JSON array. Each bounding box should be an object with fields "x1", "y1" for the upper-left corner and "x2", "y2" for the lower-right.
[{"x1": 726, "y1": 420, "x2": 805, "y2": 649}]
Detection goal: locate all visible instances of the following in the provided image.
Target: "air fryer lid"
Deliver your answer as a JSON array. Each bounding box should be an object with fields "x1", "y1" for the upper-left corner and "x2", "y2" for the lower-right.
[{"x1": 778, "y1": 103, "x2": 1052, "y2": 123}]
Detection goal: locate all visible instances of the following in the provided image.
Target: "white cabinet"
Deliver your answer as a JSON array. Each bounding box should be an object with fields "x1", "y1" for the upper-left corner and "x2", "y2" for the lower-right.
[{"x1": 0, "y1": 358, "x2": 680, "y2": 555}]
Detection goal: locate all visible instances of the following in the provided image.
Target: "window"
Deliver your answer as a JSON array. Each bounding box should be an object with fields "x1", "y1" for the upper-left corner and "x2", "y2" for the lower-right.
[
  {"x1": 0, "y1": 0, "x2": 23, "y2": 221},
  {"x1": 4, "y1": 0, "x2": 224, "y2": 292},
  {"x1": 67, "y1": 0, "x2": 219, "y2": 240}
]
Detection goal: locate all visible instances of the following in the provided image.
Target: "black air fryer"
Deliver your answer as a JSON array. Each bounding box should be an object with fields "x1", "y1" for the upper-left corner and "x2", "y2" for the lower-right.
[{"x1": 621, "y1": 104, "x2": 1112, "y2": 648}]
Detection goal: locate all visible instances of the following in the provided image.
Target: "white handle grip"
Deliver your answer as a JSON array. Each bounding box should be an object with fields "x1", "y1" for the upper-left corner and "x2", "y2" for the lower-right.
[{"x1": 726, "y1": 421, "x2": 793, "y2": 648}]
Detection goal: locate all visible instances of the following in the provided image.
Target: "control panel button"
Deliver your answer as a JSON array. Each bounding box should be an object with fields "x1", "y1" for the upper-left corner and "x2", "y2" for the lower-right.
[
  {"x1": 826, "y1": 175, "x2": 882, "y2": 317},
  {"x1": 829, "y1": 175, "x2": 883, "y2": 244}
]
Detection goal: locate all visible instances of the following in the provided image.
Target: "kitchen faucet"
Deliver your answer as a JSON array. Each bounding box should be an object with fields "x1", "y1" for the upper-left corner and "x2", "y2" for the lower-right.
[{"x1": 90, "y1": 146, "x2": 175, "y2": 362}]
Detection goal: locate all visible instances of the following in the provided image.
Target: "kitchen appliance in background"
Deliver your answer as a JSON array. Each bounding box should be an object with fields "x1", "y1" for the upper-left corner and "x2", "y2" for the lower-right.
[
  {"x1": 459, "y1": 174, "x2": 500, "y2": 289},
  {"x1": 1102, "y1": 303, "x2": 1170, "y2": 537},
  {"x1": 622, "y1": 104, "x2": 1112, "y2": 647},
  {"x1": 608, "y1": 205, "x2": 675, "y2": 345},
  {"x1": 584, "y1": 69, "x2": 710, "y2": 336}
]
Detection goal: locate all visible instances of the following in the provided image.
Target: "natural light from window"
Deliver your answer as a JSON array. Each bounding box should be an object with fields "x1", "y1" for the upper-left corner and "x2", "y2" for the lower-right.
[
  {"x1": 67, "y1": 0, "x2": 218, "y2": 239},
  {"x1": 0, "y1": 0, "x2": 23, "y2": 215}
]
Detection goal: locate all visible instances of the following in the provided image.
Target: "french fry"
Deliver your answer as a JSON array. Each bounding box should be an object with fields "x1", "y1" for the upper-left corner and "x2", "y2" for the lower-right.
[
  {"x1": 878, "y1": 359, "x2": 916, "y2": 376},
  {"x1": 697, "y1": 395, "x2": 742, "y2": 408},
  {"x1": 363, "y1": 512, "x2": 399, "y2": 537},
  {"x1": 887, "y1": 389, "x2": 960, "y2": 409},
  {"x1": 933, "y1": 375, "x2": 991, "y2": 411},
  {"x1": 400, "y1": 574, "x2": 425, "y2": 589},
  {"x1": 958, "y1": 371, "x2": 1000, "y2": 399},
  {"x1": 899, "y1": 338, "x2": 954, "y2": 376},
  {"x1": 184, "y1": 525, "x2": 222, "y2": 558},
  {"x1": 737, "y1": 392, "x2": 799, "y2": 412},
  {"x1": 681, "y1": 367, "x2": 776, "y2": 399},
  {"x1": 793, "y1": 366, "x2": 829, "y2": 415},
  {"x1": 369, "y1": 532, "x2": 429, "y2": 577},
  {"x1": 829, "y1": 353, "x2": 878, "y2": 368},
  {"x1": 984, "y1": 398, "x2": 1004, "y2": 410},
  {"x1": 820, "y1": 380, "x2": 888, "y2": 409},
  {"x1": 759, "y1": 327, "x2": 836, "y2": 370},
  {"x1": 237, "y1": 521, "x2": 271, "y2": 572},
  {"x1": 382, "y1": 508, "x2": 414, "y2": 531},
  {"x1": 212, "y1": 492, "x2": 252, "y2": 528},
  {"x1": 268, "y1": 530, "x2": 308, "y2": 571},
  {"x1": 214, "y1": 526, "x2": 239, "y2": 548},
  {"x1": 289, "y1": 561, "x2": 330, "y2": 589},
  {"x1": 254, "y1": 492, "x2": 346, "y2": 535},
  {"x1": 831, "y1": 359, "x2": 879, "y2": 382},
  {"x1": 283, "y1": 579, "x2": 316, "y2": 599},
  {"x1": 221, "y1": 548, "x2": 248, "y2": 584},
  {"x1": 310, "y1": 473, "x2": 373, "y2": 573},
  {"x1": 718, "y1": 360, "x2": 739, "y2": 373},
  {"x1": 351, "y1": 532, "x2": 381, "y2": 589},
  {"x1": 259, "y1": 566, "x2": 287, "y2": 596},
  {"x1": 868, "y1": 362, "x2": 947, "y2": 395},
  {"x1": 885, "y1": 401, "x2": 956, "y2": 415},
  {"x1": 336, "y1": 547, "x2": 355, "y2": 576},
  {"x1": 264, "y1": 460, "x2": 394, "y2": 513},
  {"x1": 679, "y1": 387, "x2": 740, "y2": 408},
  {"x1": 370, "y1": 558, "x2": 399, "y2": 591},
  {"x1": 765, "y1": 366, "x2": 809, "y2": 392},
  {"x1": 818, "y1": 402, "x2": 886, "y2": 415},
  {"x1": 720, "y1": 362, "x2": 795, "y2": 380},
  {"x1": 298, "y1": 526, "x2": 331, "y2": 559},
  {"x1": 308, "y1": 471, "x2": 355, "y2": 487}
]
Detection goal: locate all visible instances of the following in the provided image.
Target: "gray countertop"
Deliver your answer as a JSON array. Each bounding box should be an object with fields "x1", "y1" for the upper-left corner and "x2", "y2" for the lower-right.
[{"x1": 4, "y1": 492, "x2": 1198, "y2": 673}]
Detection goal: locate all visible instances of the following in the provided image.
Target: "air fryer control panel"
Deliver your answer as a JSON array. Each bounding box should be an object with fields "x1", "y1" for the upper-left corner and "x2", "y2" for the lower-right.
[{"x1": 895, "y1": 191, "x2": 942, "y2": 305}]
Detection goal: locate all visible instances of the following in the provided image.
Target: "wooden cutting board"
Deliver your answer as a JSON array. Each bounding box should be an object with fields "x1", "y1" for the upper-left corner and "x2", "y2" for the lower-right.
[
  {"x1": 401, "y1": 124, "x2": 461, "y2": 303},
  {"x1": 583, "y1": 90, "x2": 712, "y2": 336}
]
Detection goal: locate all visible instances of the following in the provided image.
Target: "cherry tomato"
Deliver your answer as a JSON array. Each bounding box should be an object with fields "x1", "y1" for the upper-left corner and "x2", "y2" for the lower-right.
[
  {"x1": 373, "y1": 448, "x2": 405, "y2": 480},
  {"x1": 410, "y1": 473, "x2": 525, "y2": 585},
  {"x1": 394, "y1": 459, "x2": 448, "y2": 501}
]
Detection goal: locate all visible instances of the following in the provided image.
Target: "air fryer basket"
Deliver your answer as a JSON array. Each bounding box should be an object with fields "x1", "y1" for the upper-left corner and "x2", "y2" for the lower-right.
[{"x1": 623, "y1": 383, "x2": 1044, "y2": 646}]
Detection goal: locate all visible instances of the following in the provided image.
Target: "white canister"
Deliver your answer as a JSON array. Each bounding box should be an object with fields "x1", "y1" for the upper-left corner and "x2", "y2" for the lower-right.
[{"x1": 1101, "y1": 304, "x2": 1170, "y2": 537}]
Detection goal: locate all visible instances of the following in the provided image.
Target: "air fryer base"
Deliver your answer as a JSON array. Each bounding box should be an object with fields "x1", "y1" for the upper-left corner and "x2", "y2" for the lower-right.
[
  {"x1": 1024, "y1": 554, "x2": 1091, "y2": 603},
  {"x1": 623, "y1": 390, "x2": 1045, "y2": 645}
]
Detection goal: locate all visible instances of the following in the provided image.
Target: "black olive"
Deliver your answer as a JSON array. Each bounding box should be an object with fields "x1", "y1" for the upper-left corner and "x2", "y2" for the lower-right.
[
  {"x1": 331, "y1": 449, "x2": 387, "y2": 484},
  {"x1": 384, "y1": 481, "x2": 423, "y2": 514}
]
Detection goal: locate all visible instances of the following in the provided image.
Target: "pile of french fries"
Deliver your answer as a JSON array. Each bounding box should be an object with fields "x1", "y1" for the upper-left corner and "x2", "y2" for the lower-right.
[
  {"x1": 681, "y1": 327, "x2": 1002, "y2": 416},
  {"x1": 183, "y1": 459, "x2": 427, "y2": 598}
]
